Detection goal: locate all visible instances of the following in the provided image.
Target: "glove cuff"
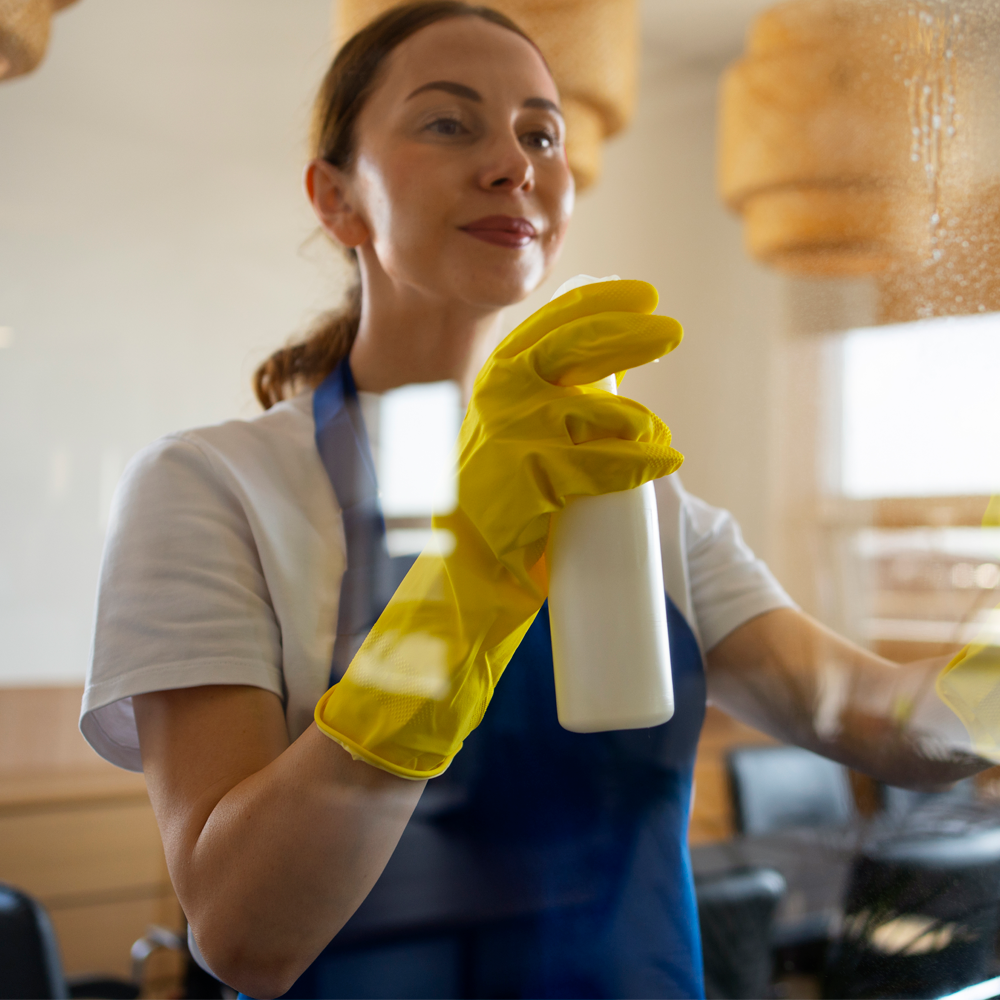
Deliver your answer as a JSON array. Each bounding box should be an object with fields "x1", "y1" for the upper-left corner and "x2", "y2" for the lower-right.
[{"x1": 314, "y1": 698, "x2": 453, "y2": 780}]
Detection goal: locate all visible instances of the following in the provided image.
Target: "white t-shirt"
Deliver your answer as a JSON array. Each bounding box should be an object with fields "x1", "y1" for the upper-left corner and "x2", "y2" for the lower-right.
[{"x1": 80, "y1": 390, "x2": 794, "y2": 771}]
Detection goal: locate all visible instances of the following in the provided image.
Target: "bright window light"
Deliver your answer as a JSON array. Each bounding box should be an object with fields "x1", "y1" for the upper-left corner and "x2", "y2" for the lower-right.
[
  {"x1": 841, "y1": 312, "x2": 1000, "y2": 499},
  {"x1": 377, "y1": 381, "x2": 461, "y2": 518}
]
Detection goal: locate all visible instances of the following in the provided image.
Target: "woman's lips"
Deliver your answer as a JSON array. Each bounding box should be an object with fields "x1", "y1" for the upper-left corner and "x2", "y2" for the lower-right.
[{"x1": 460, "y1": 216, "x2": 537, "y2": 249}]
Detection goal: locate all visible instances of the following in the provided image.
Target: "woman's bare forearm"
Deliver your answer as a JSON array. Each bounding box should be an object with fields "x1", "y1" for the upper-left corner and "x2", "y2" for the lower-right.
[
  {"x1": 134, "y1": 687, "x2": 425, "y2": 999},
  {"x1": 188, "y1": 727, "x2": 421, "y2": 996},
  {"x1": 705, "y1": 607, "x2": 990, "y2": 790}
]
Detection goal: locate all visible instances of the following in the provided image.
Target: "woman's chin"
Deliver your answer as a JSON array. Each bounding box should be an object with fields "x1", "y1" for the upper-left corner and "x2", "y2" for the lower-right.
[{"x1": 458, "y1": 262, "x2": 547, "y2": 310}]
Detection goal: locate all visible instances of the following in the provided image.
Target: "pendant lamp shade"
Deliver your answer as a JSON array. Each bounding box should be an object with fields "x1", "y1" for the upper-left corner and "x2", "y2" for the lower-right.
[
  {"x1": 719, "y1": 0, "x2": 907, "y2": 277},
  {"x1": 0, "y1": 0, "x2": 77, "y2": 82},
  {"x1": 718, "y1": 0, "x2": 1000, "y2": 319},
  {"x1": 334, "y1": 0, "x2": 638, "y2": 189}
]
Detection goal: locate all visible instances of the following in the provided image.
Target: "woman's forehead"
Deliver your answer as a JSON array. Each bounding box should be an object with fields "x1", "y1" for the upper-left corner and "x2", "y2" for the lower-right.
[{"x1": 378, "y1": 18, "x2": 557, "y2": 103}]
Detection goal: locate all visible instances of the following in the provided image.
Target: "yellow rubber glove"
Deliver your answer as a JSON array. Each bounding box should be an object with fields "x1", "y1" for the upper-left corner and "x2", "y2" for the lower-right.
[
  {"x1": 936, "y1": 494, "x2": 1000, "y2": 761},
  {"x1": 314, "y1": 279, "x2": 684, "y2": 779}
]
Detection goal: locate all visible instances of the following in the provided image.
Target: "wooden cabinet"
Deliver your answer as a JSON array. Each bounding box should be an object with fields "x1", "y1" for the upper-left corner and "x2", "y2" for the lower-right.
[{"x1": 0, "y1": 687, "x2": 184, "y2": 994}]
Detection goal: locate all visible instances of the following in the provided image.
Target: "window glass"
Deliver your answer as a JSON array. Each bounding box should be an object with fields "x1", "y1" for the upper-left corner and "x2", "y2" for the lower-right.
[{"x1": 841, "y1": 312, "x2": 1000, "y2": 498}]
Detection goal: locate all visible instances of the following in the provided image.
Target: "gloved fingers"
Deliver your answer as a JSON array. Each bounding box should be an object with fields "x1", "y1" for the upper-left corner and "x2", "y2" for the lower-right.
[
  {"x1": 528, "y1": 312, "x2": 683, "y2": 387},
  {"x1": 936, "y1": 640, "x2": 1000, "y2": 762},
  {"x1": 552, "y1": 392, "x2": 672, "y2": 446},
  {"x1": 493, "y1": 280, "x2": 659, "y2": 362},
  {"x1": 541, "y1": 436, "x2": 684, "y2": 500}
]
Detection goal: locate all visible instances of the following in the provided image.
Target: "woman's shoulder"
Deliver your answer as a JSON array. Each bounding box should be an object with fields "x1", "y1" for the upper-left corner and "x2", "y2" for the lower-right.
[
  {"x1": 121, "y1": 391, "x2": 332, "y2": 515},
  {"x1": 148, "y1": 390, "x2": 314, "y2": 471}
]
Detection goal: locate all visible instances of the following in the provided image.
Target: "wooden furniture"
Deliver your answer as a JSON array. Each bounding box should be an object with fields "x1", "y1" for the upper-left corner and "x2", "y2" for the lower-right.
[
  {"x1": 0, "y1": 686, "x2": 183, "y2": 997},
  {"x1": 689, "y1": 706, "x2": 777, "y2": 845}
]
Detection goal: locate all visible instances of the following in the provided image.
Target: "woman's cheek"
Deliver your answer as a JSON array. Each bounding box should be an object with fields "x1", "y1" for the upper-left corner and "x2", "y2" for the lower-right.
[
  {"x1": 397, "y1": 169, "x2": 457, "y2": 249},
  {"x1": 546, "y1": 189, "x2": 574, "y2": 261},
  {"x1": 541, "y1": 159, "x2": 574, "y2": 226}
]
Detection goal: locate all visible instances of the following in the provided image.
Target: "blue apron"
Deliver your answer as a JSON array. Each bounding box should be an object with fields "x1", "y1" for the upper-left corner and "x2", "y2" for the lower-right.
[{"x1": 258, "y1": 363, "x2": 707, "y2": 999}]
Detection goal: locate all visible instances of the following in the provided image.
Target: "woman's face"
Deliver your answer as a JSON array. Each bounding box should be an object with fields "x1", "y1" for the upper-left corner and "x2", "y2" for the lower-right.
[{"x1": 336, "y1": 17, "x2": 575, "y2": 309}]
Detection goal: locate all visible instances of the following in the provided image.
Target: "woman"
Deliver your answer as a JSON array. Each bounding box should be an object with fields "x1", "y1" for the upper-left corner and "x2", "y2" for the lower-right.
[{"x1": 80, "y1": 4, "x2": 989, "y2": 998}]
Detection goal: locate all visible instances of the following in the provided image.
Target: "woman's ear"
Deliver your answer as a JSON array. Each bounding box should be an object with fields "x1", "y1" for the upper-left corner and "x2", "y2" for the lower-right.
[{"x1": 305, "y1": 159, "x2": 370, "y2": 249}]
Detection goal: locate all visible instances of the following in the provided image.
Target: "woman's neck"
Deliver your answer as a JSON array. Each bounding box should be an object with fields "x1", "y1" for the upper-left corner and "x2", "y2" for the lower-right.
[{"x1": 348, "y1": 262, "x2": 503, "y2": 399}]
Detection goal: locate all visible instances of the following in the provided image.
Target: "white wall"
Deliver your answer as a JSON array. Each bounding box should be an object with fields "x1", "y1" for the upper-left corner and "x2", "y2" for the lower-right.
[
  {"x1": 0, "y1": 0, "x2": 344, "y2": 683},
  {"x1": 0, "y1": 2, "x2": 788, "y2": 685}
]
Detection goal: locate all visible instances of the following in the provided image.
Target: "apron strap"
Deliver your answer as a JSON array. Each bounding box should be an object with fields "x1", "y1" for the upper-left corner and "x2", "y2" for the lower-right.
[{"x1": 314, "y1": 360, "x2": 397, "y2": 686}]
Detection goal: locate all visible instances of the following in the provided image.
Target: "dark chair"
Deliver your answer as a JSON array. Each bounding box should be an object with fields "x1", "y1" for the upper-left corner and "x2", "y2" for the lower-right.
[
  {"x1": 728, "y1": 746, "x2": 854, "y2": 836},
  {"x1": 695, "y1": 866, "x2": 786, "y2": 1000},
  {"x1": 0, "y1": 883, "x2": 67, "y2": 1000},
  {"x1": 0, "y1": 882, "x2": 139, "y2": 1000},
  {"x1": 880, "y1": 777, "x2": 977, "y2": 820},
  {"x1": 824, "y1": 829, "x2": 1000, "y2": 999}
]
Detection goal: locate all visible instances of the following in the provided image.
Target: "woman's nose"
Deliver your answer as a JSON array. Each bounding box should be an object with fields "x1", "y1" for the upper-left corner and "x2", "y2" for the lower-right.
[{"x1": 478, "y1": 133, "x2": 534, "y2": 192}]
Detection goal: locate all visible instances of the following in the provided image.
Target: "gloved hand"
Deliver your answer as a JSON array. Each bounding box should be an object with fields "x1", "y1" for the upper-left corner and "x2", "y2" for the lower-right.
[
  {"x1": 702, "y1": 489, "x2": 1000, "y2": 788},
  {"x1": 935, "y1": 495, "x2": 1000, "y2": 762},
  {"x1": 935, "y1": 622, "x2": 1000, "y2": 762},
  {"x1": 314, "y1": 279, "x2": 684, "y2": 779}
]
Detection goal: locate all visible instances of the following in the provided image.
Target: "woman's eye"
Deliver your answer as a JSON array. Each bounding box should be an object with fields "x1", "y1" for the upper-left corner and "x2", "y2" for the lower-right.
[
  {"x1": 523, "y1": 129, "x2": 558, "y2": 150},
  {"x1": 426, "y1": 117, "x2": 467, "y2": 136}
]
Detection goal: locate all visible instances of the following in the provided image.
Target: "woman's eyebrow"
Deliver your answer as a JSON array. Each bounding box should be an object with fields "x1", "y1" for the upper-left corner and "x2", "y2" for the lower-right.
[
  {"x1": 524, "y1": 96, "x2": 563, "y2": 117},
  {"x1": 406, "y1": 81, "x2": 563, "y2": 117},
  {"x1": 407, "y1": 81, "x2": 481, "y2": 102}
]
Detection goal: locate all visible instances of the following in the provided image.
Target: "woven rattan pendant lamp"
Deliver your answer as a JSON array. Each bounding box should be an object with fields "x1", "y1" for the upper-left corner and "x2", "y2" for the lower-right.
[
  {"x1": 334, "y1": 0, "x2": 638, "y2": 190},
  {"x1": 718, "y1": 0, "x2": 1000, "y2": 321},
  {"x1": 0, "y1": 0, "x2": 78, "y2": 82}
]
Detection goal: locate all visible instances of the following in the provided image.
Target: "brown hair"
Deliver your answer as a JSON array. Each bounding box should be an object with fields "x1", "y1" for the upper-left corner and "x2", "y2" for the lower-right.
[{"x1": 253, "y1": 0, "x2": 538, "y2": 409}]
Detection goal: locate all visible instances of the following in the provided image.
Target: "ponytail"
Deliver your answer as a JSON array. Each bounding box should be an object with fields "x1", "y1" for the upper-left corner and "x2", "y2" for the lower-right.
[{"x1": 254, "y1": 257, "x2": 360, "y2": 410}]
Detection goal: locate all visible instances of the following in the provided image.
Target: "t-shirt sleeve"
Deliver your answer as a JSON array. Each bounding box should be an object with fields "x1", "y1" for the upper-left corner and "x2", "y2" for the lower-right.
[
  {"x1": 682, "y1": 490, "x2": 796, "y2": 652},
  {"x1": 81, "y1": 435, "x2": 284, "y2": 771}
]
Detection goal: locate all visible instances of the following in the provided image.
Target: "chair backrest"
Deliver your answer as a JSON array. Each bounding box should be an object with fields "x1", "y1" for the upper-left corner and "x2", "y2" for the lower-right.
[
  {"x1": 696, "y1": 866, "x2": 786, "y2": 1000},
  {"x1": 825, "y1": 829, "x2": 1000, "y2": 998},
  {"x1": 0, "y1": 883, "x2": 68, "y2": 1000},
  {"x1": 728, "y1": 745, "x2": 853, "y2": 836},
  {"x1": 881, "y1": 778, "x2": 976, "y2": 819}
]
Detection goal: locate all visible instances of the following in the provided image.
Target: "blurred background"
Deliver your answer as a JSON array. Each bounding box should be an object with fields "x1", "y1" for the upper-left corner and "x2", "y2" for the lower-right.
[{"x1": 2, "y1": 0, "x2": 1000, "y2": 997}]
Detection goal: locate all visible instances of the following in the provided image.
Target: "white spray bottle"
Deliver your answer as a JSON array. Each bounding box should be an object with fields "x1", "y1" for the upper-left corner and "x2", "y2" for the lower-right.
[{"x1": 546, "y1": 275, "x2": 674, "y2": 733}]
